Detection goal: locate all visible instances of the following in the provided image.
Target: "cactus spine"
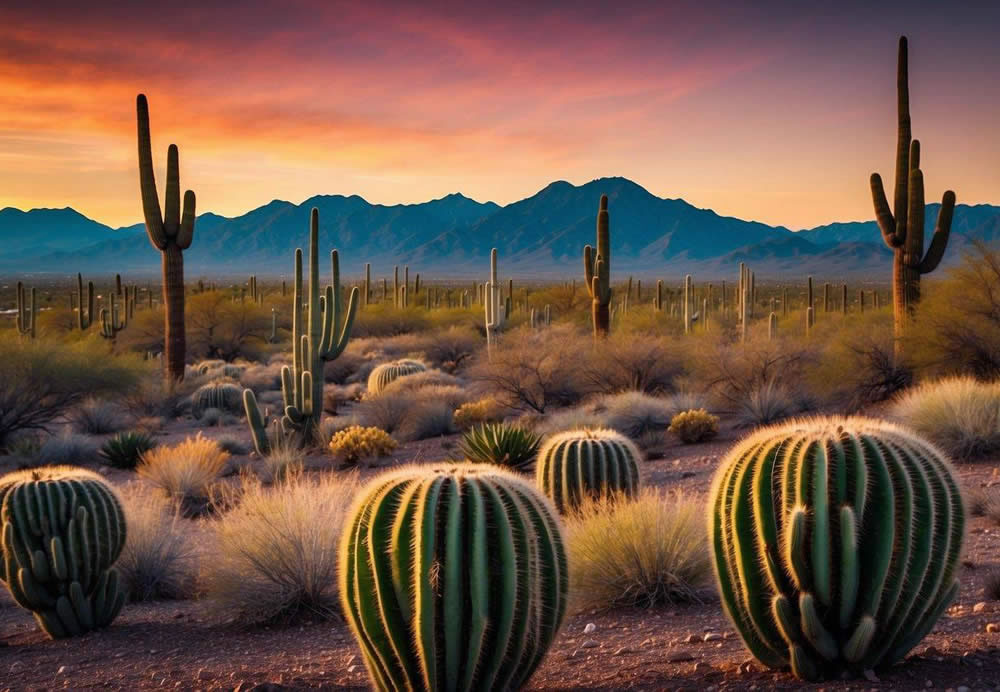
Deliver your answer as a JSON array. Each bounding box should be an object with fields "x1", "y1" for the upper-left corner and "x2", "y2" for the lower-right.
[
  {"x1": 340, "y1": 464, "x2": 568, "y2": 692},
  {"x1": 15, "y1": 281, "x2": 36, "y2": 339},
  {"x1": 137, "y1": 94, "x2": 195, "y2": 383},
  {"x1": 0, "y1": 467, "x2": 127, "y2": 638},
  {"x1": 870, "y1": 37, "x2": 955, "y2": 359},
  {"x1": 485, "y1": 248, "x2": 505, "y2": 357},
  {"x1": 243, "y1": 208, "x2": 358, "y2": 453},
  {"x1": 536, "y1": 428, "x2": 642, "y2": 513},
  {"x1": 583, "y1": 194, "x2": 612, "y2": 339},
  {"x1": 708, "y1": 417, "x2": 965, "y2": 680}
]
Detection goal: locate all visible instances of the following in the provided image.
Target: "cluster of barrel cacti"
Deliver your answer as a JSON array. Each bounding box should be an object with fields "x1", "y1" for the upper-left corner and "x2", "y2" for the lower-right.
[
  {"x1": 708, "y1": 417, "x2": 965, "y2": 680},
  {"x1": 340, "y1": 464, "x2": 568, "y2": 691},
  {"x1": 0, "y1": 467, "x2": 127, "y2": 639}
]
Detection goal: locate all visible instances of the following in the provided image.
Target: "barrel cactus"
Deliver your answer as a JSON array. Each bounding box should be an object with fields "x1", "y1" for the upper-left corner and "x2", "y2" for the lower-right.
[
  {"x1": 0, "y1": 467, "x2": 127, "y2": 638},
  {"x1": 708, "y1": 417, "x2": 965, "y2": 681},
  {"x1": 191, "y1": 380, "x2": 243, "y2": 419},
  {"x1": 340, "y1": 464, "x2": 568, "y2": 691},
  {"x1": 535, "y1": 428, "x2": 642, "y2": 512},
  {"x1": 366, "y1": 359, "x2": 426, "y2": 395}
]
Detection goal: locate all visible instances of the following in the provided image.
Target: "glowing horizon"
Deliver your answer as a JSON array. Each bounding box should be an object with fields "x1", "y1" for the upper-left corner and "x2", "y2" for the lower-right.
[{"x1": 1, "y1": 1, "x2": 998, "y2": 230}]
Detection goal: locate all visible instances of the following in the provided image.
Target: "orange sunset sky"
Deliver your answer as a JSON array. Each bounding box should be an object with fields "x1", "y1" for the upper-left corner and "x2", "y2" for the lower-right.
[{"x1": 1, "y1": 0, "x2": 998, "y2": 230}]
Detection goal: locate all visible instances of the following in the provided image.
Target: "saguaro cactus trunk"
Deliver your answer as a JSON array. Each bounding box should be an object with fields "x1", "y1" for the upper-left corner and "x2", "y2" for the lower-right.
[
  {"x1": 870, "y1": 36, "x2": 955, "y2": 360},
  {"x1": 137, "y1": 94, "x2": 195, "y2": 383},
  {"x1": 584, "y1": 195, "x2": 612, "y2": 339}
]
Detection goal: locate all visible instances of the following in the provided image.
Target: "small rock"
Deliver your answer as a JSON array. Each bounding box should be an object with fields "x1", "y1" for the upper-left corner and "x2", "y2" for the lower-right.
[
  {"x1": 703, "y1": 632, "x2": 721, "y2": 642},
  {"x1": 613, "y1": 646, "x2": 632, "y2": 656},
  {"x1": 739, "y1": 660, "x2": 757, "y2": 674},
  {"x1": 583, "y1": 622, "x2": 596, "y2": 634},
  {"x1": 973, "y1": 602, "x2": 987, "y2": 613},
  {"x1": 580, "y1": 639, "x2": 599, "y2": 649},
  {"x1": 685, "y1": 634, "x2": 699, "y2": 644},
  {"x1": 987, "y1": 623, "x2": 999, "y2": 633},
  {"x1": 346, "y1": 665, "x2": 357, "y2": 674},
  {"x1": 694, "y1": 662, "x2": 713, "y2": 673},
  {"x1": 667, "y1": 651, "x2": 695, "y2": 663},
  {"x1": 57, "y1": 666, "x2": 72, "y2": 675}
]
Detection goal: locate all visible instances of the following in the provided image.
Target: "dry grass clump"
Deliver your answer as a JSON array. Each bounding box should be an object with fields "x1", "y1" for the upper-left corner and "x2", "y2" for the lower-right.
[
  {"x1": 138, "y1": 433, "x2": 229, "y2": 514},
  {"x1": 355, "y1": 383, "x2": 461, "y2": 442},
  {"x1": 117, "y1": 485, "x2": 194, "y2": 601},
  {"x1": 201, "y1": 471, "x2": 360, "y2": 624},
  {"x1": 669, "y1": 409, "x2": 720, "y2": 443},
  {"x1": 564, "y1": 488, "x2": 712, "y2": 612},
  {"x1": 69, "y1": 397, "x2": 127, "y2": 435},
  {"x1": 581, "y1": 335, "x2": 684, "y2": 394},
  {"x1": 38, "y1": 432, "x2": 99, "y2": 465},
  {"x1": 453, "y1": 396, "x2": 506, "y2": 430},
  {"x1": 734, "y1": 380, "x2": 802, "y2": 427},
  {"x1": 328, "y1": 425, "x2": 397, "y2": 467},
  {"x1": 891, "y1": 377, "x2": 1000, "y2": 460},
  {"x1": 593, "y1": 391, "x2": 676, "y2": 440}
]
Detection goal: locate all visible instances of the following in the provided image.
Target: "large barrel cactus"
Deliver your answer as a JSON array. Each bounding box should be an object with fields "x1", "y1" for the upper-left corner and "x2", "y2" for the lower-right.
[
  {"x1": 535, "y1": 428, "x2": 642, "y2": 512},
  {"x1": 340, "y1": 464, "x2": 568, "y2": 691},
  {"x1": 0, "y1": 467, "x2": 127, "y2": 638},
  {"x1": 708, "y1": 417, "x2": 965, "y2": 680},
  {"x1": 366, "y1": 359, "x2": 426, "y2": 395}
]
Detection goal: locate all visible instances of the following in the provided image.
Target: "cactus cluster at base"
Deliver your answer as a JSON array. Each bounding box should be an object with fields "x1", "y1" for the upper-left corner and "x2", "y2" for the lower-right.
[
  {"x1": 707, "y1": 416, "x2": 965, "y2": 681},
  {"x1": 340, "y1": 464, "x2": 568, "y2": 691},
  {"x1": 536, "y1": 428, "x2": 642, "y2": 512},
  {"x1": 0, "y1": 467, "x2": 127, "y2": 639}
]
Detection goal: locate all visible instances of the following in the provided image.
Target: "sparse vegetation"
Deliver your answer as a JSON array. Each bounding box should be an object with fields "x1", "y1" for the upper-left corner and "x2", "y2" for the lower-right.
[
  {"x1": 117, "y1": 485, "x2": 194, "y2": 601},
  {"x1": 460, "y1": 422, "x2": 541, "y2": 470},
  {"x1": 327, "y1": 425, "x2": 397, "y2": 467},
  {"x1": 668, "y1": 409, "x2": 719, "y2": 443},
  {"x1": 137, "y1": 433, "x2": 230, "y2": 514},
  {"x1": 100, "y1": 431, "x2": 158, "y2": 469},
  {"x1": 891, "y1": 377, "x2": 1000, "y2": 460}
]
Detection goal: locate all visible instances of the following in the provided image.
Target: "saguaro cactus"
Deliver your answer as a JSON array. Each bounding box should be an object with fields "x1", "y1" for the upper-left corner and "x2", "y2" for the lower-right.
[
  {"x1": 0, "y1": 467, "x2": 127, "y2": 638},
  {"x1": 485, "y1": 248, "x2": 505, "y2": 356},
  {"x1": 340, "y1": 464, "x2": 568, "y2": 692},
  {"x1": 137, "y1": 94, "x2": 195, "y2": 383},
  {"x1": 708, "y1": 417, "x2": 964, "y2": 681},
  {"x1": 243, "y1": 209, "x2": 359, "y2": 453},
  {"x1": 870, "y1": 37, "x2": 955, "y2": 357},
  {"x1": 536, "y1": 428, "x2": 642, "y2": 513},
  {"x1": 584, "y1": 194, "x2": 612, "y2": 338},
  {"x1": 684, "y1": 274, "x2": 693, "y2": 335},
  {"x1": 15, "y1": 281, "x2": 36, "y2": 339}
]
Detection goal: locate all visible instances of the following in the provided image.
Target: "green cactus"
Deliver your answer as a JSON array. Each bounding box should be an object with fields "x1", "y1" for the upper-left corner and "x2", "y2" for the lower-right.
[
  {"x1": 654, "y1": 279, "x2": 663, "y2": 311},
  {"x1": 340, "y1": 464, "x2": 568, "y2": 691},
  {"x1": 137, "y1": 94, "x2": 196, "y2": 383},
  {"x1": 15, "y1": 281, "x2": 36, "y2": 339},
  {"x1": 243, "y1": 208, "x2": 359, "y2": 453},
  {"x1": 367, "y1": 359, "x2": 427, "y2": 395},
  {"x1": 485, "y1": 248, "x2": 506, "y2": 356},
  {"x1": 684, "y1": 274, "x2": 694, "y2": 335},
  {"x1": 536, "y1": 428, "x2": 642, "y2": 513},
  {"x1": 871, "y1": 37, "x2": 955, "y2": 359},
  {"x1": 583, "y1": 194, "x2": 612, "y2": 338},
  {"x1": 0, "y1": 467, "x2": 127, "y2": 639},
  {"x1": 99, "y1": 292, "x2": 128, "y2": 340},
  {"x1": 707, "y1": 417, "x2": 965, "y2": 681},
  {"x1": 363, "y1": 262, "x2": 371, "y2": 307},
  {"x1": 192, "y1": 380, "x2": 243, "y2": 419},
  {"x1": 76, "y1": 273, "x2": 95, "y2": 330}
]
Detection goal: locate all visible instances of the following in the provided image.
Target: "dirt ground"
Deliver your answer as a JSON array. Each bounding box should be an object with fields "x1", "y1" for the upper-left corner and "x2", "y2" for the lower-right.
[{"x1": 1, "y1": 419, "x2": 999, "y2": 691}]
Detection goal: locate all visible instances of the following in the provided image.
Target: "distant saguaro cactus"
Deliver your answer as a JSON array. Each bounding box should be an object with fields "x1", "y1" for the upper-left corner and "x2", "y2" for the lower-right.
[
  {"x1": 137, "y1": 94, "x2": 195, "y2": 382},
  {"x1": 76, "y1": 273, "x2": 95, "y2": 330},
  {"x1": 15, "y1": 281, "x2": 35, "y2": 339},
  {"x1": 870, "y1": 36, "x2": 955, "y2": 359},
  {"x1": 583, "y1": 195, "x2": 612, "y2": 338}
]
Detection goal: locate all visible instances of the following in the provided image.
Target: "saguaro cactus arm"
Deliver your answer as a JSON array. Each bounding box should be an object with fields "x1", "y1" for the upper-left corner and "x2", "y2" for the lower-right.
[{"x1": 137, "y1": 96, "x2": 196, "y2": 252}]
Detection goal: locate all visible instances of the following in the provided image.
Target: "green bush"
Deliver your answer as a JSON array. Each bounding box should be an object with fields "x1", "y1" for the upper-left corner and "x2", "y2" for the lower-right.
[
  {"x1": 100, "y1": 431, "x2": 158, "y2": 470},
  {"x1": 668, "y1": 408, "x2": 719, "y2": 443},
  {"x1": 891, "y1": 376, "x2": 1000, "y2": 460}
]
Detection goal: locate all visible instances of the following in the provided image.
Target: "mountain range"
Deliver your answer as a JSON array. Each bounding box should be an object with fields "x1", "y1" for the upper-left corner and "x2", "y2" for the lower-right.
[{"x1": 2, "y1": 177, "x2": 997, "y2": 280}]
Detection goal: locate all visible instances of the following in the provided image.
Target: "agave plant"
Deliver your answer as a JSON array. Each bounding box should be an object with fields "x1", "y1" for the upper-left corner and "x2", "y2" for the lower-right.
[
  {"x1": 100, "y1": 431, "x2": 158, "y2": 470},
  {"x1": 460, "y1": 422, "x2": 541, "y2": 471}
]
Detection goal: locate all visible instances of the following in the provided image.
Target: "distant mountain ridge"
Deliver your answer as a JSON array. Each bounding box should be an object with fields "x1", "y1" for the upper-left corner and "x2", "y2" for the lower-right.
[{"x1": 2, "y1": 178, "x2": 998, "y2": 279}]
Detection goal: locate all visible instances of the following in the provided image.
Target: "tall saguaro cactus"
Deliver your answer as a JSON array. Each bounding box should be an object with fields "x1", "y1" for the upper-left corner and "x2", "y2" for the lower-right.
[
  {"x1": 870, "y1": 37, "x2": 955, "y2": 358},
  {"x1": 485, "y1": 248, "x2": 505, "y2": 357},
  {"x1": 15, "y1": 281, "x2": 36, "y2": 339},
  {"x1": 137, "y1": 94, "x2": 195, "y2": 382},
  {"x1": 76, "y1": 273, "x2": 95, "y2": 330},
  {"x1": 584, "y1": 194, "x2": 612, "y2": 338}
]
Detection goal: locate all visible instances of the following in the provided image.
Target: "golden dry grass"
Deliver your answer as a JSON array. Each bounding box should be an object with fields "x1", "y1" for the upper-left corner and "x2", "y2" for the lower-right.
[{"x1": 138, "y1": 433, "x2": 229, "y2": 505}]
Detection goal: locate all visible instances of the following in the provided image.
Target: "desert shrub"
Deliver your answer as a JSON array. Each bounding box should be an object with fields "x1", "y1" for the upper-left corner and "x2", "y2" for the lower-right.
[
  {"x1": 138, "y1": 433, "x2": 229, "y2": 514},
  {"x1": 395, "y1": 399, "x2": 456, "y2": 442},
  {"x1": 808, "y1": 311, "x2": 911, "y2": 409},
  {"x1": 564, "y1": 489, "x2": 711, "y2": 611},
  {"x1": 354, "y1": 392, "x2": 411, "y2": 434},
  {"x1": 378, "y1": 369, "x2": 461, "y2": 394},
  {"x1": 186, "y1": 292, "x2": 273, "y2": 361},
  {"x1": 6, "y1": 433, "x2": 42, "y2": 463},
  {"x1": 470, "y1": 325, "x2": 586, "y2": 413},
  {"x1": 453, "y1": 397, "x2": 506, "y2": 430},
  {"x1": 322, "y1": 349, "x2": 369, "y2": 384},
  {"x1": 328, "y1": 425, "x2": 397, "y2": 467},
  {"x1": 38, "y1": 432, "x2": 99, "y2": 465},
  {"x1": 215, "y1": 434, "x2": 250, "y2": 456},
  {"x1": 117, "y1": 485, "x2": 194, "y2": 601},
  {"x1": 69, "y1": 397, "x2": 127, "y2": 435},
  {"x1": 319, "y1": 414, "x2": 360, "y2": 442},
  {"x1": 100, "y1": 431, "x2": 158, "y2": 470},
  {"x1": 419, "y1": 325, "x2": 480, "y2": 372},
  {"x1": 354, "y1": 304, "x2": 432, "y2": 338},
  {"x1": 201, "y1": 471, "x2": 360, "y2": 624},
  {"x1": 460, "y1": 423, "x2": 541, "y2": 471},
  {"x1": 240, "y1": 362, "x2": 284, "y2": 391},
  {"x1": 532, "y1": 407, "x2": 605, "y2": 437},
  {"x1": 668, "y1": 409, "x2": 719, "y2": 443},
  {"x1": 592, "y1": 391, "x2": 677, "y2": 440},
  {"x1": 191, "y1": 380, "x2": 243, "y2": 419},
  {"x1": 581, "y1": 335, "x2": 684, "y2": 394},
  {"x1": 734, "y1": 380, "x2": 802, "y2": 427},
  {"x1": 891, "y1": 377, "x2": 1000, "y2": 460},
  {"x1": 908, "y1": 241, "x2": 1000, "y2": 379},
  {"x1": 259, "y1": 440, "x2": 304, "y2": 483},
  {"x1": 0, "y1": 337, "x2": 145, "y2": 450}
]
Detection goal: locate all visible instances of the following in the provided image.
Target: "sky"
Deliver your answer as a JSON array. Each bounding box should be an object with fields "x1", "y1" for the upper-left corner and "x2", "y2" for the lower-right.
[{"x1": 0, "y1": 0, "x2": 998, "y2": 230}]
